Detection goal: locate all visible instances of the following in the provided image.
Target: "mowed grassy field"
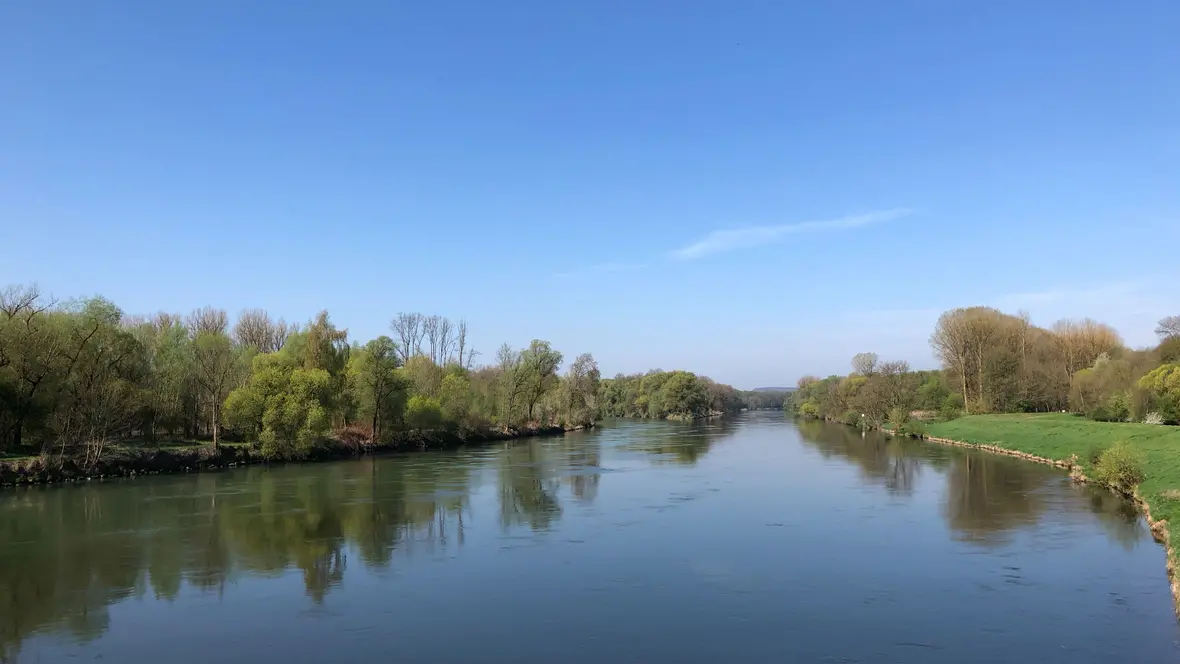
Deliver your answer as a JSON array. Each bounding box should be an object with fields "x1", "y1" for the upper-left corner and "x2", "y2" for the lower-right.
[{"x1": 926, "y1": 413, "x2": 1180, "y2": 525}]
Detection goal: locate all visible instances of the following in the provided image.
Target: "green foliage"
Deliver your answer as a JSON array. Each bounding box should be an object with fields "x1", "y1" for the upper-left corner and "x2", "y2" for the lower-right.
[
  {"x1": 1087, "y1": 443, "x2": 1108, "y2": 467},
  {"x1": 917, "y1": 377, "x2": 950, "y2": 411},
  {"x1": 518, "y1": 340, "x2": 563, "y2": 421},
  {"x1": 1138, "y1": 364, "x2": 1180, "y2": 424},
  {"x1": 839, "y1": 410, "x2": 863, "y2": 427},
  {"x1": 742, "y1": 389, "x2": 790, "y2": 411},
  {"x1": 596, "y1": 369, "x2": 742, "y2": 421},
  {"x1": 405, "y1": 394, "x2": 443, "y2": 430},
  {"x1": 348, "y1": 336, "x2": 406, "y2": 441},
  {"x1": 560, "y1": 353, "x2": 601, "y2": 427},
  {"x1": 899, "y1": 418, "x2": 927, "y2": 437},
  {"x1": 798, "y1": 398, "x2": 821, "y2": 418},
  {"x1": 1093, "y1": 441, "x2": 1147, "y2": 493},
  {"x1": 438, "y1": 372, "x2": 472, "y2": 424},
  {"x1": 1158, "y1": 337, "x2": 1180, "y2": 364},
  {"x1": 402, "y1": 355, "x2": 444, "y2": 398},
  {"x1": 940, "y1": 393, "x2": 965, "y2": 421},
  {"x1": 0, "y1": 286, "x2": 698, "y2": 458},
  {"x1": 888, "y1": 406, "x2": 911, "y2": 430},
  {"x1": 224, "y1": 353, "x2": 334, "y2": 459}
]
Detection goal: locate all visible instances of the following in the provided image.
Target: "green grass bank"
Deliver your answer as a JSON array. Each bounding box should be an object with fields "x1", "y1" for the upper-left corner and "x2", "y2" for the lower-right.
[{"x1": 921, "y1": 413, "x2": 1180, "y2": 611}]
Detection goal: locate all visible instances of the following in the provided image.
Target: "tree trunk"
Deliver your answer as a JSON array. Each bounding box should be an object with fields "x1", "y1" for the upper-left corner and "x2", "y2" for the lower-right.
[
  {"x1": 960, "y1": 366, "x2": 970, "y2": 415},
  {"x1": 211, "y1": 403, "x2": 220, "y2": 451},
  {"x1": 976, "y1": 353, "x2": 985, "y2": 412}
]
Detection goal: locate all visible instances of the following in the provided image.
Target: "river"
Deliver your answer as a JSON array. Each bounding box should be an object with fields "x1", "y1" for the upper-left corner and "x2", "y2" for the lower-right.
[{"x1": 1, "y1": 412, "x2": 1177, "y2": 662}]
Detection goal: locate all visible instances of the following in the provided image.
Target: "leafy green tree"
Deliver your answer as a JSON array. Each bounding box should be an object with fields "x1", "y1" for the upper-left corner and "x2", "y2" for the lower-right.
[
  {"x1": 348, "y1": 336, "x2": 406, "y2": 441},
  {"x1": 224, "y1": 353, "x2": 334, "y2": 458},
  {"x1": 1158, "y1": 337, "x2": 1180, "y2": 364},
  {"x1": 28, "y1": 297, "x2": 149, "y2": 463},
  {"x1": 0, "y1": 286, "x2": 85, "y2": 451},
  {"x1": 301, "y1": 311, "x2": 350, "y2": 426},
  {"x1": 132, "y1": 314, "x2": 194, "y2": 439},
  {"x1": 438, "y1": 371, "x2": 472, "y2": 425},
  {"x1": 563, "y1": 353, "x2": 600, "y2": 426},
  {"x1": 1138, "y1": 364, "x2": 1180, "y2": 422},
  {"x1": 519, "y1": 340, "x2": 562, "y2": 421},
  {"x1": 657, "y1": 371, "x2": 708, "y2": 419}
]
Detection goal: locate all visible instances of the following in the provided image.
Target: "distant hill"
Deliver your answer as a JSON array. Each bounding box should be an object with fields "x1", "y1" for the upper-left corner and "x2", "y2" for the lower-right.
[{"x1": 751, "y1": 386, "x2": 796, "y2": 393}]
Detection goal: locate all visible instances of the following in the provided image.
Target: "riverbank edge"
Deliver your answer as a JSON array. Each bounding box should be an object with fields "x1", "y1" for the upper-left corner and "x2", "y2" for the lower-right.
[
  {"x1": 885, "y1": 426, "x2": 1180, "y2": 617},
  {"x1": 0, "y1": 423, "x2": 589, "y2": 489}
]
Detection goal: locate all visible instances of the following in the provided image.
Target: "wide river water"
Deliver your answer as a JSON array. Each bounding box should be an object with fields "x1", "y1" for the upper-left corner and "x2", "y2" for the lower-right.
[{"x1": 2, "y1": 413, "x2": 1178, "y2": 662}]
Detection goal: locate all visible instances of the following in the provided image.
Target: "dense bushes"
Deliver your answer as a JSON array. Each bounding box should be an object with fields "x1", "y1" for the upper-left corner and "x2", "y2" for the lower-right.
[
  {"x1": 789, "y1": 364, "x2": 946, "y2": 428},
  {"x1": 404, "y1": 395, "x2": 443, "y2": 430},
  {"x1": 223, "y1": 354, "x2": 334, "y2": 459},
  {"x1": 1093, "y1": 441, "x2": 1147, "y2": 493},
  {"x1": 1137, "y1": 364, "x2": 1180, "y2": 424}
]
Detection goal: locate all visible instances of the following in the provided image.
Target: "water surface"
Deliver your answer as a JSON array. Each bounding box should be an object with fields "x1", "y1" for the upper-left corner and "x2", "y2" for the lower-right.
[{"x1": 2, "y1": 413, "x2": 1177, "y2": 662}]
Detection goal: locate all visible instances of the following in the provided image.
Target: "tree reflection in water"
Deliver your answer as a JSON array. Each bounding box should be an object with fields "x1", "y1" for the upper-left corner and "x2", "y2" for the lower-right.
[
  {"x1": 794, "y1": 419, "x2": 1148, "y2": 548},
  {"x1": 0, "y1": 438, "x2": 609, "y2": 662},
  {"x1": 621, "y1": 417, "x2": 737, "y2": 466}
]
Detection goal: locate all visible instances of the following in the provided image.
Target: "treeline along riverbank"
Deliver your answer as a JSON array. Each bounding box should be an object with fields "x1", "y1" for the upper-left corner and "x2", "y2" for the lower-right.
[{"x1": 0, "y1": 285, "x2": 783, "y2": 486}]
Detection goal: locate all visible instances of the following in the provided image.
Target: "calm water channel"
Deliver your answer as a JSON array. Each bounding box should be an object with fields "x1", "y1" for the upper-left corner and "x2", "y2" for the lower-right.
[{"x1": 2, "y1": 413, "x2": 1178, "y2": 663}]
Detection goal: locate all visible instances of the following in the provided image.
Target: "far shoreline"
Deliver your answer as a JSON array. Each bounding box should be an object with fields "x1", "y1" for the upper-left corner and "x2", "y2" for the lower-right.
[{"x1": 0, "y1": 423, "x2": 589, "y2": 489}]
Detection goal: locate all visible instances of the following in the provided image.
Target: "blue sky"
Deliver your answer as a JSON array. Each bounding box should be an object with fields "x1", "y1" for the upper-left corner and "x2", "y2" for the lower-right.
[{"x1": 2, "y1": 1, "x2": 1178, "y2": 388}]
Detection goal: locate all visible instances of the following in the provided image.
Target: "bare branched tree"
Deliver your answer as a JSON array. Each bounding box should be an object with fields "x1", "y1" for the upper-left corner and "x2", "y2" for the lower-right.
[
  {"x1": 931, "y1": 309, "x2": 974, "y2": 413},
  {"x1": 187, "y1": 306, "x2": 228, "y2": 338},
  {"x1": 151, "y1": 312, "x2": 183, "y2": 333},
  {"x1": 232, "y1": 308, "x2": 291, "y2": 353},
  {"x1": 1051, "y1": 318, "x2": 1123, "y2": 378},
  {"x1": 273, "y1": 319, "x2": 295, "y2": 350},
  {"x1": 851, "y1": 352, "x2": 879, "y2": 376},
  {"x1": 437, "y1": 316, "x2": 455, "y2": 364},
  {"x1": 1157, "y1": 315, "x2": 1180, "y2": 341},
  {"x1": 456, "y1": 319, "x2": 470, "y2": 368},
  {"x1": 390, "y1": 312, "x2": 425, "y2": 364},
  {"x1": 234, "y1": 309, "x2": 273, "y2": 351},
  {"x1": 0, "y1": 284, "x2": 50, "y2": 321},
  {"x1": 421, "y1": 315, "x2": 458, "y2": 365}
]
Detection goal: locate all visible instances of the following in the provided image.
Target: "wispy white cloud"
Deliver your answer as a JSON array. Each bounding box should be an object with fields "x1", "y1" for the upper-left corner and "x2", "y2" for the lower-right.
[{"x1": 670, "y1": 208, "x2": 913, "y2": 260}]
